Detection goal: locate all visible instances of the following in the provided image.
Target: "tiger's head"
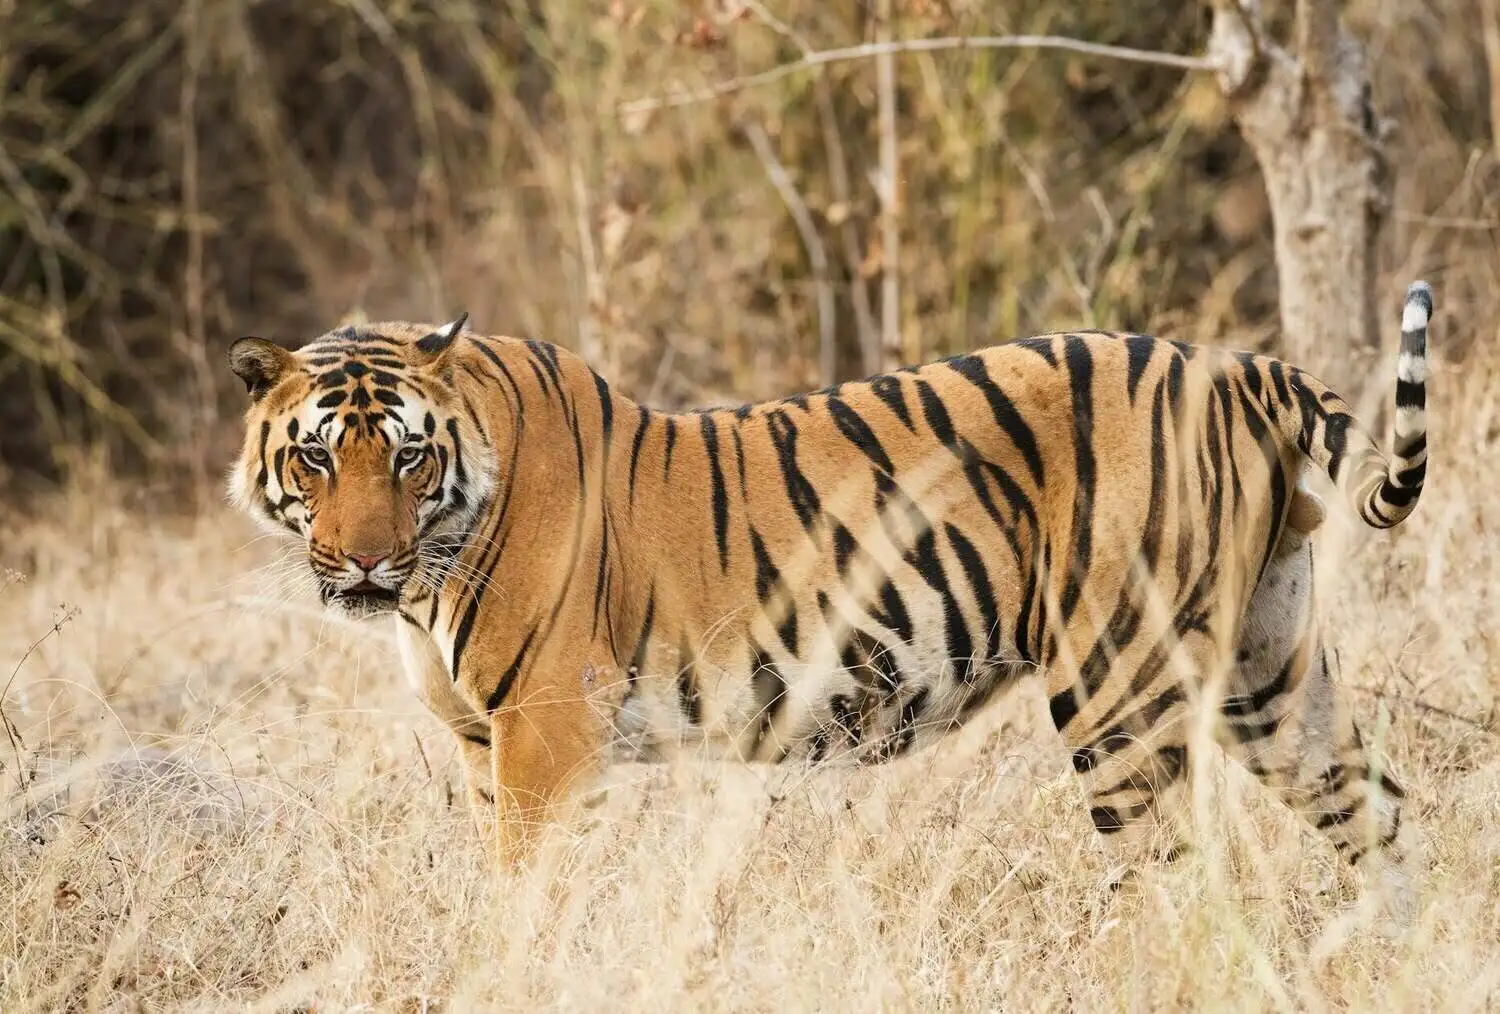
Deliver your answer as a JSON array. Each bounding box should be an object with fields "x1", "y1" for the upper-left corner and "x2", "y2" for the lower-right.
[{"x1": 226, "y1": 315, "x2": 494, "y2": 617}]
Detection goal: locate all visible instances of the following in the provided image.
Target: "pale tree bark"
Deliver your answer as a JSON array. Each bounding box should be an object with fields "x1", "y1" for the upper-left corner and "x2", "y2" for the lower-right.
[{"x1": 1209, "y1": 0, "x2": 1390, "y2": 386}]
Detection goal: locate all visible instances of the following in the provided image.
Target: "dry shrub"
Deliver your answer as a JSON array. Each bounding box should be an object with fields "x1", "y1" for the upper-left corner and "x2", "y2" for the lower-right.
[{"x1": 4, "y1": 0, "x2": 1495, "y2": 493}]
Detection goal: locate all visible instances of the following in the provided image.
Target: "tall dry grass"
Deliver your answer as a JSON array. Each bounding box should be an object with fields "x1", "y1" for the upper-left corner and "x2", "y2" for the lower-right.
[
  {"x1": 5, "y1": 0, "x2": 1500, "y2": 1010},
  {"x1": 2, "y1": 352, "x2": 1498, "y2": 1010}
]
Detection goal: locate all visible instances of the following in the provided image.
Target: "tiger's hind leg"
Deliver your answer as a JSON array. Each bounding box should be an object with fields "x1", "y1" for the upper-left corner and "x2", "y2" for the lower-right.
[
  {"x1": 1218, "y1": 498, "x2": 1418, "y2": 929},
  {"x1": 1046, "y1": 614, "x2": 1220, "y2": 893}
]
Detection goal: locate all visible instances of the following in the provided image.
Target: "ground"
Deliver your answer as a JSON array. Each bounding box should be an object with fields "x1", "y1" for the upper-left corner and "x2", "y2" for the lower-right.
[{"x1": 3, "y1": 358, "x2": 1499, "y2": 1009}]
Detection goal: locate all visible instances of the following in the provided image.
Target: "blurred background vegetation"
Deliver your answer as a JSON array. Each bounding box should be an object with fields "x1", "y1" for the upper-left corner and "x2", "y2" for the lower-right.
[{"x1": 1, "y1": 0, "x2": 1495, "y2": 500}]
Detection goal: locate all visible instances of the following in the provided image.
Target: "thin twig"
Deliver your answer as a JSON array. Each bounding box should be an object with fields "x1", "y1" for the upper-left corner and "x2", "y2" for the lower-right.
[
  {"x1": 3, "y1": 606, "x2": 81, "y2": 787},
  {"x1": 739, "y1": 0, "x2": 880, "y2": 373},
  {"x1": 1351, "y1": 686, "x2": 1498, "y2": 738},
  {"x1": 743, "y1": 123, "x2": 836, "y2": 388},
  {"x1": 411, "y1": 729, "x2": 435, "y2": 782},
  {"x1": 1485, "y1": 0, "x2": 1500, "y2": 164},
  {"x1": 619, "y1": 34, "x2": 1220, "y2": 116},
  {"x1": 180, "y1": 0, "x2": 215, "y2": 497},
  {"x1": 570, "y1": 158, "x2": 602, "y2": 364},
  {"x1": 876, "y1": 1, "x2": 901, "y2": 369},
  {"x1": 1394, "y1": 211, "x2": 1500, "y2": 232},
  {"x1": 815, "y1": 80, "x2": 879, "y2": 374}
]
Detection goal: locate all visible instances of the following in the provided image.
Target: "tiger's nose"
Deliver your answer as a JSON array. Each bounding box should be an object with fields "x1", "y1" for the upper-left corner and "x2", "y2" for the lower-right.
[{"x1": 348, "y1": 552, "x2": 389, "y2": 572}]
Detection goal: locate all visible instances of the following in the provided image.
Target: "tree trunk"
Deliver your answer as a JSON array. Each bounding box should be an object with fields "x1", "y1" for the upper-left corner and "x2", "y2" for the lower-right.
[{"x1": 1209, "y1": 0, "x2": 1390, "y2": 390}]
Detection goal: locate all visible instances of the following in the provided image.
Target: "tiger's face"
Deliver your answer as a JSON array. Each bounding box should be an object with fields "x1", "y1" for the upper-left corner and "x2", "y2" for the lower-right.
[{"x1": 226, "y1": 315, "x2": 491, "y2": 618}]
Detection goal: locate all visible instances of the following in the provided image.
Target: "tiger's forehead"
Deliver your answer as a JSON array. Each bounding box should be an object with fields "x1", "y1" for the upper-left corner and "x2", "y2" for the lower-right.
[{"x1": 284, "y1": 324, "x2": 443, "y2": 448}]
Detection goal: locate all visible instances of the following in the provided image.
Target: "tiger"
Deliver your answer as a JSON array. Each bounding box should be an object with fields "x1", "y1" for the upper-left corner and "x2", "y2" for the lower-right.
[{"x1": 227, "y1": 280, "x2": 1433, "y2": 923}]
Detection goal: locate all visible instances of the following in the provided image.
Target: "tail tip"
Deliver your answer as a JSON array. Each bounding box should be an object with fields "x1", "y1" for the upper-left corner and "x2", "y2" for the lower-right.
[{"x1": 1402, "y1": 281, "x2": 1433, "y2": 333}]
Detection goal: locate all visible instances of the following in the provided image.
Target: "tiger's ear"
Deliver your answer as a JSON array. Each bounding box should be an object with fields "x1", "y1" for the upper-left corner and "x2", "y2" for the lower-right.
[
  {"x1": 415, "y1": 312, "x2": 470, "y2": 358},
  {"x1": 229, "y1": 337, "x2": 297, "y2": 402}
]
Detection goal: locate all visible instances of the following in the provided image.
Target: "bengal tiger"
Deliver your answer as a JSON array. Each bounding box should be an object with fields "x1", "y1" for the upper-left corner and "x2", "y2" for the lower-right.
[{"x1": 227, "y1": 281, "x2": 1432, "y2": 923}]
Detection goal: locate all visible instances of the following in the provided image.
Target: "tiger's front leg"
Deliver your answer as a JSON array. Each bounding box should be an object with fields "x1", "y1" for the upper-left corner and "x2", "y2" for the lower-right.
[
  {"x1": 487, "y1": 665, "x2": 615, "y2": 868},
  {"x1": 394, "y1": 615, "x2": 499, "y2": 838}
]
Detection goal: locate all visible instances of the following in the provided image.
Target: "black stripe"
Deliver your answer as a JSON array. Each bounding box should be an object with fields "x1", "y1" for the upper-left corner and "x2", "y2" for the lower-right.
[
  {"x1": 867, "y1": 687, "x2": 930, "y2": 763},
  {"x1": 677, "y1": 635, "x2": 702, "y2": 725},
  {"x1": 700, "y1": 413, "x2": 731, "y2": 571},
  {"x1": 869, "y1": 577, "x2": 914, "y2": 649},
  {"x1": 731, "y1": 425, "x2": 748, "y2": 493},
  {"x1": 1314, "y1": 805, "x2": 1358, "y2": 830},
  {"x1": 1014, "y1": 336, "x2": 1059, "y2": 366},
  {"x1": 1090, "y1": 806, "x2": 1128, "y2": 834},
  {"x1": 945, "y1": 523, "x2": 1000, "y2": 660},
  {"x1": 869, "y1": 375, "x2": 914, "y2": 430},
  {"x1": 1072, "y1": 726, "x2": 1133, "y2": 774},
  {"x1": 591, "y1": 368, "x2": 614, "y2": 448},
  {"x1": 1268, "y1": 359, "x2": 1291, "y2": 407},
  {"x1": 904, "y1": 528, "x2": 973, "y2": 681},
  {"x1": 1394, "y1": 432, "x2": 1426, "y2": 460},
  {"x1": 826, "y1": 396, "x2": 894, "y2": 474},
  {"x1": 591, "y1": 519, "x2": 611, "y2": 637},
  {"x1": 628, "y1": 405, "x2": 651, "y2": 502},
  {"x1": 525, "y1": 339, "x2": 563, "y2": 396},
  {"x1": 253, "y1": 420, "x2": 271, "y2": 497},
  {"x1": 1059, "y1": 336, "x2": 1096, "y2": 622},
  {"x1": 1222, "y1": 654, "x2": 1296, "y2": 717},
  {"x1": 487, "y1": 625, "x2": 538, "y2": 712},
  {"x1": 1236, "y1": 352, "x2": 1263, "y2": 400},
  {"x1": 946, "y1": 354, "x2": 1046, "y2": 487},
  {"x1": 749, "y1": 527, "x2": 799, "y2": 655},
  {"x1": 1062, "y1": 376, "x2": 1175, "y2": 726},
  {"x1": 914, "y1": 378, "x2": 956, "y2": 445},
  {"x1": 1123, "y1": 335, "x2": 1156, "y2": 403},
  {"x1": 1394, "y1": 378, "x2": 1424, "y2": 410},
  {"x1": 1232, "y1": 380, "x2": 1290, "y2": 583},
  {"x1": 662, "y1": 416, "x2": 678, "y2": 478},
  {"x1": 832, "y1": 521, "x2": 860, "y2": 577},
  {"x1": 851, "y1": 628, "x2": 903, "y2": 695},
  {"x1": 748, "y1": 643, "x2": 788, "y2": 757},
  {"x1": 629, "y1": 589, "x2": 656, "y2": 679},
  {"x1": 766, "y1": 410, "x2": 821, "y2": 531}
]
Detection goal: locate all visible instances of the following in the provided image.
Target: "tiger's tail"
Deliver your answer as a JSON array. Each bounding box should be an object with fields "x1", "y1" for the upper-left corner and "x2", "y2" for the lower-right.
[{"x1": 1281, "y1": 280, "x2": 1433, "y2": 530}]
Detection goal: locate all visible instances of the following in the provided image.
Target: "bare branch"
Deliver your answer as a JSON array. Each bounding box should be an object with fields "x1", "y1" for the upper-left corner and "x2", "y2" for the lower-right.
[
  {"x1": 1483, "y1": 0, "x2": 1500, "y2": 162},
  {"x1": 619, "y1": 35, "x2": 1220, "y2": 116},
  {"x1": 1295, "y1": 0, "x2": 1340, "y2": 86},
  {"x1": 814, "y1": 81, "x2": 879, "y2": 375},
  {"x1": 1351, "y1": 686, "x2": 1499, "y2": 739},
  {"x1": 1208, "y1": 0, "x2": 1265, "y2": 97},
  {"x1": 876, "y1": 0, "x2": 901, "y2": 369},
  {"x1": 742, "y1": 123, "x2": 836, "y2": 388},
  {"x1": 739, "y1": 0, "x2": 880, "y2": 372},
  {"x1": 569, "y1": 159, "x2": 601, "y2": 364}
]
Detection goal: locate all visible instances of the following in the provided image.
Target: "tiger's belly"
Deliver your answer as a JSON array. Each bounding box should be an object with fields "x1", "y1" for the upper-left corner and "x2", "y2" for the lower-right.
[{"x1": 606, "y1": 637, "x2": 1031, "y2": 768}]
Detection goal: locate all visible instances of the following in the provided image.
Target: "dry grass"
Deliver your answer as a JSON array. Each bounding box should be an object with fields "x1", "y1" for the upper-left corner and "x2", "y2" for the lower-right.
[
  {"x1": 5, "y1": 3, "x2": 1500, "y2": 1005},
  {"x1": 3, "y1": 353, "x2": 1499, "y2": 1013}
]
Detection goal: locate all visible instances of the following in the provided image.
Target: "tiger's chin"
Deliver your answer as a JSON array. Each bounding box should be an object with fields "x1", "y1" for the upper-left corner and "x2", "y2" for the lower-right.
[{"x1": 323, "y1": 582, "x2": 402, "y2": 618}]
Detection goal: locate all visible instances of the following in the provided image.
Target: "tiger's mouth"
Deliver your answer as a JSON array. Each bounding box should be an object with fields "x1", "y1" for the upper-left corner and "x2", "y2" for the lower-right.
[{"x1": 324, "y1": 580, "x2": 401, "y2": 617}]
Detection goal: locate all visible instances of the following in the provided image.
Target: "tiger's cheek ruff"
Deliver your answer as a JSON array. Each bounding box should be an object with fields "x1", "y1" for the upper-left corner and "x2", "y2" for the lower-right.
[{"x1": 228, "y1": 404, "x2": 319, "y2": 543}]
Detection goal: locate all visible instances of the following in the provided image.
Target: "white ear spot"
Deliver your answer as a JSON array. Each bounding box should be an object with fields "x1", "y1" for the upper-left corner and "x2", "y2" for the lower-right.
[{"x1": 416, "y1": 312, "x2": 470, "y2": 356}]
